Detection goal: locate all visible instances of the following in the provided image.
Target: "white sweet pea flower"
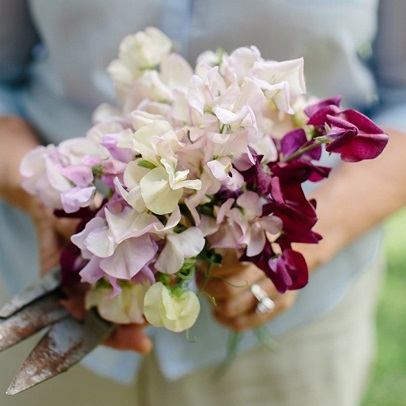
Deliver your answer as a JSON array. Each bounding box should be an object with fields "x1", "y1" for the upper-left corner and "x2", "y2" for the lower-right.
[
  {"x1": 129, "y1": 70, "x2": 174, "y2": 106},
  {"x1": 144, "y1": 282, "x2": 200, "y2": 332},
  {"x1": 250, "y1": 58, "x2": 306, "y2": 114},
  {"x1": 220, "y1": 46, "x2": 263, "y2": 84},
  {"x1": 188, "y1": 66, "x2": 230, "y2": 115},
  {"x1": 207, "y1": 159, "x2": 244, "y2": 191},
  {"x1": 125, "y1": 120, "x2": 182, "y2": 166},
  {"x1": 108, "y1": 27, "x2": 172, "y2": 85},
  {"x1": 121, "y1": 53, "x2": 193, "y2": 113},
  {"x1": 85, "y1": 282, "x2": 150, "y2": 324},
  {"x1": 58, "y1": 136, "x2": 106, "y2": 163},
  {"x1": 114, "y1": 161, "x2": 148, "y2": 212},
  {"x1": 106, "y1": 205, "x2": 181, "y2": 243},
  {"x1": 130, "y1": 110, "x2": 167, "y2": 131},
  {"x1": 160, "y1": 53, "x2": 194, "y2": 89},
  {"x1": 213, "y1": 105, "x2": 257, "y2": 130},
  {"x1": 140, "y1": 158, "x2": 202, "y2": 215}
]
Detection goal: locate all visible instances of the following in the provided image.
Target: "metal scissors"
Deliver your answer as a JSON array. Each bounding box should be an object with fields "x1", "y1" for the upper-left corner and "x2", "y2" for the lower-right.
[{"x1": 0, "y1": 268, "x2": 116, "y2": 395}]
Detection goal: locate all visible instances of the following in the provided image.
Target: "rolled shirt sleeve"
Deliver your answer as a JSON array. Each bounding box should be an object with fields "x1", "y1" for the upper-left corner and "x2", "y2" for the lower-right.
[
  {"x1": 0, "y1": 0, "x2": 38, "y2": 115},
  {"x1": 372, "y1": 0, "x2": 406, "y2": 131}
]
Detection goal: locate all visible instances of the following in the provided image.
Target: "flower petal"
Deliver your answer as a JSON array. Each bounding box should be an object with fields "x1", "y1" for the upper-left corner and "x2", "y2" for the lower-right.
[
  {"x1": 100, "y1": 236, "x2": 157, "y2": 280},
  {"x1": 140, "y1": 167, "x2": 183, "y2": 214}
]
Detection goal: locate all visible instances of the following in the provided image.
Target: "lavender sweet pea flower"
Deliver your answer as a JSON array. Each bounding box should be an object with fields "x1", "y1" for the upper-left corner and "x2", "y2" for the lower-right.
[{"x1": 61, "y1": 185, "x2": 96, "y2": 213}]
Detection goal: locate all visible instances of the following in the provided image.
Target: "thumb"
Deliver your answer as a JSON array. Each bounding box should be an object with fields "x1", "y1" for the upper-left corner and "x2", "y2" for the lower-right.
[{"x1": 104, "y1": 324, "x2": 153, "y2": 354}]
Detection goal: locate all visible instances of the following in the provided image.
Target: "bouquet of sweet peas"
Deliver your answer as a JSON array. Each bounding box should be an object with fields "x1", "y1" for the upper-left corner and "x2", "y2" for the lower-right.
[{"x1": 20, "y1": 27, "x2": 388, "y2": 334}]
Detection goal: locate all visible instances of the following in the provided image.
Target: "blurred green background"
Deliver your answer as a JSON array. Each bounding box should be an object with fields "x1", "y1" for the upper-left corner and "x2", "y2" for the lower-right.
[{"x1": 362, "y1": 208, "x2": 406, "y2": 406}]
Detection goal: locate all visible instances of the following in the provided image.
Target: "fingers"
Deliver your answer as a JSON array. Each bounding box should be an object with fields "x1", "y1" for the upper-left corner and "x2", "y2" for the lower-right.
[
  {"x1": 199, "y1": 261, "x2": 263, "y2": 300},
  {"x1": 198, "y1": 253, "x2": 298, "y2": 332},
  {"x1": 211, "y1": 276, "x2": 273, "y2": 320},
  {"x1": 214, "y1": 289, "x2": 297, "y2": 331},
  {"x1": 29, "y1": 199, "x2": 79, "y2": 274},
  {"x1": 104, "y1": 324, "x2": 153, "y2": 354}
]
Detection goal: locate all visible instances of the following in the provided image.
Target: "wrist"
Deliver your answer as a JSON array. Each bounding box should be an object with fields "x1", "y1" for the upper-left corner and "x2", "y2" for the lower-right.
[{"x1": 0, "y1": 116, "x2": 40, "y2": 212}]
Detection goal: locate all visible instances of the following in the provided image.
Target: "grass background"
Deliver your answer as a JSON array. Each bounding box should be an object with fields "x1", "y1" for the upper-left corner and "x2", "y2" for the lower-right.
[{"x1": 361, "y1": 208, "x2": 406, "y2": 406}]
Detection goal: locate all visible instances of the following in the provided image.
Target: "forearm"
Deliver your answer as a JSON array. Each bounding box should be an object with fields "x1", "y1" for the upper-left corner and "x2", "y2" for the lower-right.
[
  {"x1": 299, "y1": 127, "x2": 406, "y2": 271},
  {"x1": 0, "y1": 116, "x2": 40, "y2": 212}
]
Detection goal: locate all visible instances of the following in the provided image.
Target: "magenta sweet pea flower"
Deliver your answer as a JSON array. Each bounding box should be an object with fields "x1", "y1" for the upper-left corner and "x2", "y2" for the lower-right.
[
  {"x1": 305, "y1": 97, "x2": 389, "y2": 162},
  {"x1": 324, "y1": 110, "x2": 389, "y2": 162}
]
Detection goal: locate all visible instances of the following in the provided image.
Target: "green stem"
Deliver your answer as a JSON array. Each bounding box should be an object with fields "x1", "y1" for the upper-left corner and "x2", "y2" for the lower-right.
[
  {"x1": 198, "y1": 262, "x2": 214, "y2": 294},
  {"x1": 254, "y1": 326, "x2": 279, "y2": 351},
  {"x1": 213, "y1": 331, "x2": 243, "y2": 379},
  {"x1": 282, "y1": 136, "x2": 329, "y2": 163}
]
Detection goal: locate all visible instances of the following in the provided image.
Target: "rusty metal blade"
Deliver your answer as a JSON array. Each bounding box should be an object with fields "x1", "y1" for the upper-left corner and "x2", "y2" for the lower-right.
[
  {"x1": 0, "y1": 291, "x2": 69, "y2": 352},
  {"x1": 6, "y1": 310, "x2": 116, "y2": 395},
  {"x1": 0, "y1": 268, "x2": 61, "y2": 318}
]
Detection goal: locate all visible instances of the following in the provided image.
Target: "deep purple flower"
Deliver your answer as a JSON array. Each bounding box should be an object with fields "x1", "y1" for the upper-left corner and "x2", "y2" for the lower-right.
[
  {"x1": 60, "y1": 242, "x2": 85, "y2": 286},
  {"x1": 215, "y1": 185, "x2": 243, "y2": 202},
  {"x1": 263, "y1": 177, "x2": 318, "y2": 238},
  {"x1": 243, "y1": 242, "x2": 308, "y2": 293},
  {"x1": 324, "y1": 110, "x2": 389, "y2": 162},
  {"x1": 278, "y1": 227, "x2": 322, "y2": 248},
  {"x1": 267, "y1": 249, "x2": 308, "y2": 293},
  {"x1": 280, "y1": 129, "x2": 321, "y2": 161},
  {"x1": 269, "y1": 129, "x2": 330, "y2": 184},
  {"x1": 54, "y1": 207, "x2": 100, "y2": 286},
  {"x1": 271, "y1": 160, "x2": 331, "y2": 184}
]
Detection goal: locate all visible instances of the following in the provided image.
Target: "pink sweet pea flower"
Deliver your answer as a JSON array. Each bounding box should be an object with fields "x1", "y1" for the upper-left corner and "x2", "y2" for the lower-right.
[
  {"x1": 99, "y1": 235, "x2": 158, "y2": 280},
  {"x1": 234, "y1": 192, "x2": 282, "y2": 257},
  {"x1": 154, "y1": 227, "x2": 205, "y2": 274}
]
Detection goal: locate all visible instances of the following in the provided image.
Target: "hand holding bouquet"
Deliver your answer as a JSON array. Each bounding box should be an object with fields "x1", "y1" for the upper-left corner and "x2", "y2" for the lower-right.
[{"x1": 20, "y1": 27, "x2": 388, "y2": 335}]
